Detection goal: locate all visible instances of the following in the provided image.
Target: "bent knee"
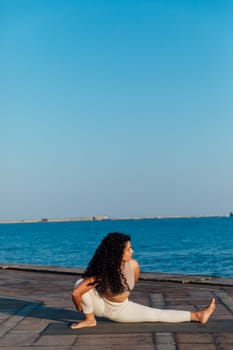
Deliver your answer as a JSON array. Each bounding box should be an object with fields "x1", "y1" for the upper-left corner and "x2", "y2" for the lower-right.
[
  {"x1": 72, "y1": 287, "x2": 80, "y2": 299},
  {"x1": 72, "y1": 278, "x2": 84, "y2": 299}
]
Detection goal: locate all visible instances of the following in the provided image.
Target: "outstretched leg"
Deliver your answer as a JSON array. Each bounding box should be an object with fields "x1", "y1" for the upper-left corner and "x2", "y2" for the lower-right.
[
  {"x1": 102, "y1": 298, "x2": 216, "y2": 324},
  {"x1": 191, "y1": 298, "x2": 216, "y2": 324}
]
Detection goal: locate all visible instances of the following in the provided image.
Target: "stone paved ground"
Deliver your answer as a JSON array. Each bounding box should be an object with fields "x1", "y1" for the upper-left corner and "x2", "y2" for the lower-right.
[{"x1": 0, "y1": 265, "x2": 233, "y2": 350}]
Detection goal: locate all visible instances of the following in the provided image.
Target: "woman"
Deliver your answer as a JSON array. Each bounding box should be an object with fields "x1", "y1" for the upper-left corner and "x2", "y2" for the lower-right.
[{"x1": 71, "y1": 232, "x2": 215, "y2": 329}]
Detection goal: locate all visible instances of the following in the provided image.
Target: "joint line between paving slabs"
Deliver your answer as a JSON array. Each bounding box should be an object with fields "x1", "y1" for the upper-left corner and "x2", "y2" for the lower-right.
[
  {"x1": 0, "y1": 301, "x2": 41, "y2": 338},
  {"x1": 214, "y1": 290, "x2": 233, "y2": 314},
  {"x1": 150, "y1": 293, "x2": 177, "y2": 350}
]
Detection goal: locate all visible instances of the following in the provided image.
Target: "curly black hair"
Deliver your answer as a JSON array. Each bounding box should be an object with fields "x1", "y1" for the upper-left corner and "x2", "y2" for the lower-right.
[{"x1": 82, "y1": 232, "x2": 131, "y2": 295}]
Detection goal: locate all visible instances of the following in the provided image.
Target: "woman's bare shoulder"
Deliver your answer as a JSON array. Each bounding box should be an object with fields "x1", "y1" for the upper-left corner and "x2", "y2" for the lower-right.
[{"x1": 129, "y1": 258, "x2": 140, "y2": 269}]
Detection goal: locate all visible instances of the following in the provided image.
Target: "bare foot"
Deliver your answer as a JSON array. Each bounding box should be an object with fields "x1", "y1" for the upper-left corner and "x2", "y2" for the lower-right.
[
  {"x1": 70, "y1": 319, "x2": 97, "y2": 329},
  {"x1": 192, "y1": 298, "x2": 216, "y2": 324}
]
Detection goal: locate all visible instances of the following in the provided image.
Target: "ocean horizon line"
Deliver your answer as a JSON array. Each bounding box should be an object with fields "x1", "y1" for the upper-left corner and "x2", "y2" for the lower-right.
[{"x1": 0, "y1": 213, "x2": 231, "y2": 224}]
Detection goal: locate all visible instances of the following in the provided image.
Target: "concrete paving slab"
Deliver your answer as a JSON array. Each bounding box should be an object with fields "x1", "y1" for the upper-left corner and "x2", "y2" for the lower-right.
[
  {"x1": 73, "y1": 333, "x2": 154, "y2": 349},
  {"x1": 71, "y1": 345, "x2": 155, "y2": 350},
  {"x1": 34, "y1": 334, "x2": 76, "y2": 346},
  {"x1": 175, "y1": 333, "x2": 215, "y2": 343},
  {"x1": 0, "y1": 331, "x2": 39, "y2": 347},
  {"x1": 154, "y1": 345, "x2": 176, "y2": 350},
  {"x1": 0, "y1": 265, "x2": 233, "y2": 350},
  {"x1": 177, "y1": 344, "x2": 217, "y2": 350},
  {"x1": 0, "y1": 298, "x2": 41, "y2": 338}
]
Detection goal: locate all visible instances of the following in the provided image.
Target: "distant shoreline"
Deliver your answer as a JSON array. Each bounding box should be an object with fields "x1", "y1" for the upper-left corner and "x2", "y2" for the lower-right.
[{"x1": 0, "y1": 214, "x2": 230, "y2": 224}]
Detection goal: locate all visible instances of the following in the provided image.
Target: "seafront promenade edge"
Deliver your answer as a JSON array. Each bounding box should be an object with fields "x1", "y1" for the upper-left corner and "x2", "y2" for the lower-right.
[
  {"x1": 0, "y1": 213, "x2": 230, "y2": 224},
  {"x1": 0, "y1": 264, "x2": 233, "y2": 349}
]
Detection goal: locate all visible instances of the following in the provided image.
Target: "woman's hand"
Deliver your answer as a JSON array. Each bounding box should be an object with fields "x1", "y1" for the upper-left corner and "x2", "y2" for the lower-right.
[{"x1": 72, "y1": 277, "x2": 97, "y2": 312}]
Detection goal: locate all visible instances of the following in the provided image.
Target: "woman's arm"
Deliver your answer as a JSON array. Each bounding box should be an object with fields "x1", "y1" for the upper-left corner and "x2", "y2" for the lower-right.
[
  {"x1": 129, "y1": 259, "x2": 140, "y2": 282},
  {"x1": 72, "y1": 276, "x2": 97, "y2": 311}
]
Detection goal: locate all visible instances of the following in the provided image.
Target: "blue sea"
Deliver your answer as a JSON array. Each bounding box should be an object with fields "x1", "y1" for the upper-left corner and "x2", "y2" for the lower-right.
[{"x1": 0, "y1": 217, "x2": 233, "y2": 277}]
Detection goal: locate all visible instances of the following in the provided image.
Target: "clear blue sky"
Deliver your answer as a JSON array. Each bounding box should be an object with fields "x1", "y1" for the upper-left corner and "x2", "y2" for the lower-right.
[{"x1": 1, "y1": 0, "x2": 233, "y2": 220}]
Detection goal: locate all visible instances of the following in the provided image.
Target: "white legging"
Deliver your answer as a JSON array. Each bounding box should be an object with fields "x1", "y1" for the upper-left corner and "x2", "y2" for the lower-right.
[{"x1": 75, "y1": 279, "x2": 190, "y2": 323}]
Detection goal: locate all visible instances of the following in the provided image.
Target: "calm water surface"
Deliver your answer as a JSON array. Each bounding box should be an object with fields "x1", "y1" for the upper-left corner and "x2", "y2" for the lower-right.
[{"x1": 0, "y1": 217, "x2": 233, "y2": 277}]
